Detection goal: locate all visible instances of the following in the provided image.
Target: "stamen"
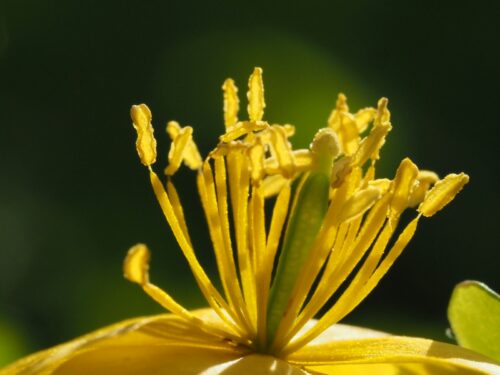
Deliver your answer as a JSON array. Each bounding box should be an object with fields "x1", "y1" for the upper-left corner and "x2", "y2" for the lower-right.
[
  {"x1": 124, "y1": 244, "x2": 245, "y2": 343},
  {"x1": 196, "y1": 160, "x2": 251, "y2": 335},
  {"x1": 131, "y1": 104, "x2": 157, "y2": 166},
  {"x1": 248, "y1": 139, "x2": 265, "y2": 183},
  {"x1": 389, "y1": 158, "x2": 419, "y2": 221},
  {"x1": 339, "y1": 186, "x2": 381, "y2": 223},
  {"x1": 269, "y1": 126, "x2": 295, "y2": 178},
  {"x1": 282, "y1": 216, "x2": 420, "y2": 355},
  {"x1": 166, "y1": 180, "x2": 193, "y2": 246},
  {"x1": 247, "y1": 67, "x2": 265, "y2": 122},
  {"x1": 418, "y1": 173, "x2": 469, "y2": 217},
  {"x1": 165, "y1": 121, "x2": 202, "y2": 175},
  {"x1": 354, "y1": 107, "x2": 377, "y2": 133},
  {"x1": 226, "y1": 151, "x2": 258, "y2": 328},
  {"x1": 282, "y1": 193, "x2": 392, "y2": 346},
  {"x1": 149, "y1": 170, "x2": 245, "y2": 336},
  {"x1": 223, "y1": 78, "x2": 239, "y2": 129},
  {"x1": 327, "y1": 93, "x2": 359, "y2": 155},
  {"x1": 408, "y1": 170, "x2": 439, "y2": 207},
  {"x1": 129, "y1": 69, "x2": 470, "y2": 358},
  {"x1": 220, "y1": 121, "x2": 268, "y2": 143}
]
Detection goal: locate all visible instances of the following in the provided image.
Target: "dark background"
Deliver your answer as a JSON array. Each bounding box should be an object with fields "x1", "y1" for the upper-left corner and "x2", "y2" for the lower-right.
[{"x1": 0, "y1": 0, "x2": 498, "y2": 365}]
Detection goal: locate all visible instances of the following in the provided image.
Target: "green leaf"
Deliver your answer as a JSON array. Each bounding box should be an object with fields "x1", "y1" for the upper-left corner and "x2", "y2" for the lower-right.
[{"x1": 448, "y1": 280, "x2": 500, "y2": 361}]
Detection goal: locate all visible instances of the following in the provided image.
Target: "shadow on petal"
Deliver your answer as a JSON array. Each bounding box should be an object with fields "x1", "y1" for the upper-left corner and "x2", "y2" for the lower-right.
[{"x1": 219, "y1": 354, "x2": 306, "y2": 375}]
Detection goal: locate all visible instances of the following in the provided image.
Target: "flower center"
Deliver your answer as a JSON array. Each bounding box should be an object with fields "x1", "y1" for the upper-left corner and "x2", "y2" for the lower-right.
[{"x1": 127, "y1": 67, "x2": 469, "y2": 357}]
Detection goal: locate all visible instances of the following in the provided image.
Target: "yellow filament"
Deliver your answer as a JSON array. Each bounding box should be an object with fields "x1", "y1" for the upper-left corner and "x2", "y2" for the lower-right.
[
  {"x1": 247, "y1": 67, "x2": 265, "y2": 122},
  {"x1": 131, "y1": 104, "x2": 157, "y2": 166},
  {"x1": 166, "y1": 180, "x2": 192, "y2": 247},
  {"x1": 272, "y1": 175, "x2": 357, "y2": 351},
  {"x1": 226, "y1": 152, "x2": 257, "y2": 328},
  {"x1": 196, "y1": 161, "x2": 251, "y2": 335},
  {"x1": 285, "y1": 194, "x2": 391, "y2": 343},
  {"x1": 283, "y1": 216, "x2": 420, "y2": 355},
  {"x1": 258, "y1": 184, "x2": 292, "y2": 347},
  {"x1": 124, "y1": 244, "x2": 244, "y2": 343},
  {"x1": 213, "y1": 157, "x2": 253, "y2": 333},
  {"x1": 251, "y1": 184, "x2": 268, "y2": 347},
  {"x1": 223, "y1": 78, "x2": 239, "y2": 129},
  {"x1": 418, "y1": 173, "x2": 469, "y2": 217},
  {"x1": 248, "y1": 140, "x2": 265, "y2": 183},
  {"x1": 149, "y1": 170, "x2": 244, "y2": 336}
]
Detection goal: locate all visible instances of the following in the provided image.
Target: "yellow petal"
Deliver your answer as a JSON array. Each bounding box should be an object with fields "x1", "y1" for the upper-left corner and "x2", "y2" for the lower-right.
[{"x1": 289, "y1": 333, "x2": 500, "y2": 375}]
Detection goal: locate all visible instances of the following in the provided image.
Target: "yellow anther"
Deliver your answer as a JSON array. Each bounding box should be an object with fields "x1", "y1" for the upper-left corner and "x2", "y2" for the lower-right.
[
  {"x1": 220, "y1": 121, "x2": 268, "y2": 143},
  {"x1": 390, "y1": 158, "x2": 419, "y2": 219},
  {"x1": 375, "y1": 97, "x2": 390, "y2": 126},
  {"x1": 223, "y1": 78, "x2": 239, "y2": 129},
  {"x1": 269, "y1": 126, "x2": 295, "y2": 178},
  {"x1": 330, "y1": 156, "x2": 353, "y2": 188},
  {"x1": 247, "y1": 67, "x2": 265, "y2": 122},
  {"x1": 368, "y1": 178, "x2": 392, "y2": 194},
  {"x1": 123, "y1": 243, "x2": 150, "y2": 285},
  {"x1": 339, "y1": 186, "x2": 382, "y2": 223},
  {"x1": 353, "y1": 120, "x2": 392, "y2": 166},
  {"x1": 336, "y1": 93, "x2": 349, "y2": 112},
  {"x1": 131, "y1": 104, "x2": 157, "y2": 166},
  {"x1": 165, "y1": 121, "x2": 202, "y2": 175},
  {"x1": 354, "y1": 107, "x2": 377, "y2": 133},
  {"x1": 283, "y1": 124, "x2": 295, "y2": 137},
  {"x1": 408, "y1": 170, "x2": 440, "y2": 207},
  {"x1": 418, "y1": 173, "x2": 469, "y2": 217},
  {"x1": 328, "y1": 93, "x2": 359, "y2": 155}
]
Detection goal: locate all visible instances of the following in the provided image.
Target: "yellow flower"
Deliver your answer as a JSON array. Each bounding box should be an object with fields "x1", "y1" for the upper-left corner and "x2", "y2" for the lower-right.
[{"x1": 2, "y1": 68, "x2": 499, "y2": 375}]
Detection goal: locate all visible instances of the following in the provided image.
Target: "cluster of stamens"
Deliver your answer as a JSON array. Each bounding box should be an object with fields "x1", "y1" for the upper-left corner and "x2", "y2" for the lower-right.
[{"x1": 126, "y1": 67, "x2": 468, "y2": 356}]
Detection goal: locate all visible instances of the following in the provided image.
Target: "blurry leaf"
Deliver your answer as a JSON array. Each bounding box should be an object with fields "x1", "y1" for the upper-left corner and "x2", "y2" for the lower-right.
[
  {"x1": 0, "y1": 317, "x2": 29, "y2": 367},
  {"x1": 448, "y1": 280, "x2": 500, "y2": 360}
]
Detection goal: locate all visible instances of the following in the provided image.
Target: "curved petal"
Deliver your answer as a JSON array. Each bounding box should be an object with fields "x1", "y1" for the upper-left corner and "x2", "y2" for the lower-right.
[
  {"x1": 303, "y1": 362, "x2": 485, "y2": 375},
  {"x1": 289, "y1": 333, "x2": 500, "y2": 374},
  {"x1": 53, "y1": 350, "x2": 307, "y2": 375},
  {"x1": 0, "y1": 309, "x2": 244, "y2": 375}
]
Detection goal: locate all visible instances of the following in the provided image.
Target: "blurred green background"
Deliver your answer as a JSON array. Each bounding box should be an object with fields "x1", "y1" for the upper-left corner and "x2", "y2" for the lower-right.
[{"x1": 0, "y1": 0, "x2": 498, "y2": 366}]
